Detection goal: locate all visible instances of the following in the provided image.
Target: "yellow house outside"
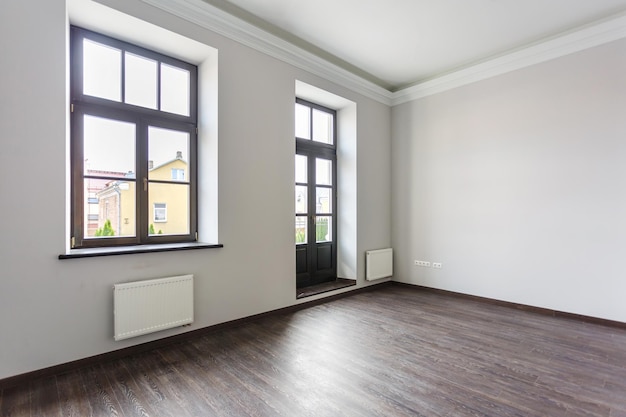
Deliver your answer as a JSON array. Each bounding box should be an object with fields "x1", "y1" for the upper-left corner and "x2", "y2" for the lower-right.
[
  {"x1": 95, "y1": 153, "x2": 188, "y2": 237},
  {"x1": 148, "y1": 156, "x2": 189, "y2": 235}
]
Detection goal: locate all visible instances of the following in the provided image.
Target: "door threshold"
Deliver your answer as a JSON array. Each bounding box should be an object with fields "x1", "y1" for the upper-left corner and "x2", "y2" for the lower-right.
[{"x1": 296, "y1": 278, "x2": 356, "y2": 299}]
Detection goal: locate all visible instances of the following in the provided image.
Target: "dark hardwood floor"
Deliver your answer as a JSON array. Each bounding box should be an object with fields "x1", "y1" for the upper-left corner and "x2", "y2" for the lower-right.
[{"x1": 2, "y1": 284, "x2": 626, "y2": 416}]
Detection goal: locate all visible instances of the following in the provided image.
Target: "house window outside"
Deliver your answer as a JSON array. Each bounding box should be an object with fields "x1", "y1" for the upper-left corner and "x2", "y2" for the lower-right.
[
  {"x1": 171, "y1": 168, "x2": 185, "y2": 181},
  {"x1": 154, "y1": 203, "x2": 167, "y2": 222},
  {"x1": 70, "y1": 26, "x2": 198, "y2": 248}
]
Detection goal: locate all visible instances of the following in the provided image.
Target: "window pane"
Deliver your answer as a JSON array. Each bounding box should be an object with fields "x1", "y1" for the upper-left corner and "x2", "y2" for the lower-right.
[
  {"x1": 296, "y1": 216, "x2": 307, "y2": 244},
  {"x1": 295, "y1": 154, "x2": 307, "y2": 183},
  {"x1": 295, "y1": 103, "x2": 310, "y2": 139},
  {"x1": 316, "y1": 158, "x2": 332, "y2": 185},
  {"x1": 83, "y1": 115, "x2": 135, "y2": 175},
  {"x1": 295, "y1": 185, "x2": 307, "y2": 214},
  {"x1": 125, "y1": 52, "x2": 157, "y2": 109},
  {"x1": 148, "y1": 127, "x2": 189, "y2": 180},
  {"x1": 316, "y1": 216, "x2": 332, "y2": 242},
  {"x1": 83, "y1": 39, "x2": 121, "y2": 101},
  {"x1": 148, "y1": 183, "x2": 189, "y2": 235},
  {"x1": 316, "y1": 187, "x2": 332, "y2": 214},
  {"x1": 85, "y1": 180, "x2": 136, "y2": 239},
  {"x1": 161, "y1": 63, "x2": 190, "y2": 116},
  {"x1": 312, "y1": 109, "x2": 333, "y2": 144}
]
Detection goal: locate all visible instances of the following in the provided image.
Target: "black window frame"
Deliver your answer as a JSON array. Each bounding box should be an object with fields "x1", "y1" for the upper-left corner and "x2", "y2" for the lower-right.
[
  {"x1": 70, "y1": 26, "x2": 198, "y2": 249},
  {"x1": 295, "y1": 98, "x2": 338, "y2": 288}
]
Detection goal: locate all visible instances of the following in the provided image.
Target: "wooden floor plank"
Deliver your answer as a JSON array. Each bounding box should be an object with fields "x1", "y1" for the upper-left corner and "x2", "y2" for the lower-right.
[
  {"x1": 120, "y1": 354, "x2": 175, "y2": 417},
  {"x1": 141, "y1": 348, "x2": 213, "y2": 417},
  {"x1": 30, "y1": 376, "x2": 59, "y2": 417},
  {"x1": 4, "y1": 284, "x2": 626, "y2": 416},
  {"x1": 0, "y1": 383, "x2": 31, "y2": 417},
  {"x1": 56, "y1": 371, "x2": 92, "y2": 417},
  {"x1": 80, "y1": 365, "x2": 122, "y2": 417},
  {"x1": 103, "y1": 358, "x2": 157, "y2": 417}
]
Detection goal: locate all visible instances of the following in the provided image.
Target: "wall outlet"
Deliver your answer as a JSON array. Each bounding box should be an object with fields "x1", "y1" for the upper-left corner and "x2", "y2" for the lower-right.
[
  {"x1": 414, "y1": 260, "x2": 430, "y2": 267},
  {"x1": 432, "y1": 262, "x2": 442, "y2": 269}
]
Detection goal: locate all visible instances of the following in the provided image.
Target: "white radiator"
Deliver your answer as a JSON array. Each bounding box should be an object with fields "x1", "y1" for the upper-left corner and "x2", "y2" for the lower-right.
[
  {"x1": 113, "y1": 275, "x2": 194, "y2": 341},
  {"x1": 366, "y1": 248, "x2": 393, "y2": 281}
]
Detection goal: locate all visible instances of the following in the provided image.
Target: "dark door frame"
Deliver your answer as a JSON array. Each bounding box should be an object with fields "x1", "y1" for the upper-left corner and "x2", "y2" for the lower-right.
[{"x1": 295, "y1": 99, "x2": 337, "y2": 289}]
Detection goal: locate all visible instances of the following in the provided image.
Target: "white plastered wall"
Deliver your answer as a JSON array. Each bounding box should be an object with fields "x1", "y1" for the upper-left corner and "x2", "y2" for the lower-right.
[{"x1": 391, "y1": 38, "x2": 626, "y2": 322}]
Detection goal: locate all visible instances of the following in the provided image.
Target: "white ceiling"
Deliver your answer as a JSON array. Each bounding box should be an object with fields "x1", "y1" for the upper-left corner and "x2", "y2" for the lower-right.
[{"x1": 204, "y1": 0, "x2": 626, "y2": 90}]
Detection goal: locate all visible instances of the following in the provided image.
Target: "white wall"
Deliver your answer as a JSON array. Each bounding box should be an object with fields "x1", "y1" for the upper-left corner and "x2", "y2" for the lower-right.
[
  {"x1": 392, "y1": 38, "x2": 626, "y2": 322},
  {"x1": 0, "y1": 0, "x2": 391, "y2": 379}
]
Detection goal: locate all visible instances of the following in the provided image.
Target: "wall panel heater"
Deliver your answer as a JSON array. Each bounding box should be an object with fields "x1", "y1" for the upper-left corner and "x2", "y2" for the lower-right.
[
  {"x1": 113, "y1": 275, "x2": 193, "y2": 341},
  {"x1": 366, "y1": 248, "x2": 393, "y2": 281}
]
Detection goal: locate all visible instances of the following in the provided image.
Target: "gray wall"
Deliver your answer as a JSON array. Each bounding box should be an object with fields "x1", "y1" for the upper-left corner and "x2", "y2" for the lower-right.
[
  {"x1": 392, "y1": 38, "x2": 626, "y2": 322},
  {"x1": 0, "y1": 0, "x2": 391, "y2": 379}
]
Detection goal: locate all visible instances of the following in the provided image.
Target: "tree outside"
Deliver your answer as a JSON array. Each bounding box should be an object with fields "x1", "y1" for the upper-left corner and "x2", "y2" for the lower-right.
[
  {"x1": 316, "y1": 217, "x2": 328, "y2": 242},
  {"x1": 149, "y1": 224, "x2": 163, "y2": 235},
  {"x1": 94, "y1": 219, "x2": 115, "y2": 237}
]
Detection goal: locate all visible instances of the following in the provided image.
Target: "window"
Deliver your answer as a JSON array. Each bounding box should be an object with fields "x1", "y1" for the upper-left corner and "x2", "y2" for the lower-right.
[
  {"x1": 295, "y1": 99, "x2": 337, "y2": 288},
  {"x1": 171, "y1": 168, "x2": 185, "y2": 181},
  {"x1": 153, "y1": 203, "x2": 167, "y2": 222},
  {"x1": 70, "y1": 26, "x2": 198, "y2": 248}
]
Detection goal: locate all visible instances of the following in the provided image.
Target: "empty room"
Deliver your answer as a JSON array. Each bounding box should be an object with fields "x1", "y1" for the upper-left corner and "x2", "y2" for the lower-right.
[{"x1": 1, "y1": 0, "x2": 626, "y2": 415}]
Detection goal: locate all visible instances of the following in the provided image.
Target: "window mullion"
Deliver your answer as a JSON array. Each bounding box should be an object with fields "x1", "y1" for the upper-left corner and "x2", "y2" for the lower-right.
[
  {"x1": 137, "y1": 120, "x2": 149, "y2": 242},
  {"x1": 189, "y1": 126, "x2": 198, "y2": 239},
  {"x1": 70, "y1": 28, "x2": 84, "y2": 110},
  {"x1": 71, "y1": 108, "x2": 86, "y2": 247},
  {"x1": 308, "y1": 151, "x2": 316, "y2": 246},
  {"x1": 309, "y1": 107, "x2": 314, "y2": 142},
  {"x1": 121, "y1": 50, "x2": 126, "y2": 105},
  {"x1": 156, "y1": 61, "x2": 162, "y2": 111}
]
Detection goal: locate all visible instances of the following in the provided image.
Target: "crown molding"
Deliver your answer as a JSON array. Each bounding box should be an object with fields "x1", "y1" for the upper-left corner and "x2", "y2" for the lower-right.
[
  {"x1": 142, "y1": 0, "x2": 626, "y2": 108},
  {"x1": 391, "y1": 12, "x2": 626, "y2": 106},
  {"x1": 141, "y1": 0, "x2": 393, "y2": 105}
]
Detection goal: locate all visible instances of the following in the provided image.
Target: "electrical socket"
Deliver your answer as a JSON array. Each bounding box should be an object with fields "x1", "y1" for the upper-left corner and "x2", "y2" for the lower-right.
[
  {"x1": 414, "y1": 260, "x2": 430, "y2": 267},
  {"x1": 432, "y1": 262, "x2": 442, "y2": 269}
]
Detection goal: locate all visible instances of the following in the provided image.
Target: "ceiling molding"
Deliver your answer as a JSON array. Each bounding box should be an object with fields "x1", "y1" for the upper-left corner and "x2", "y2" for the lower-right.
[
  {"x1": 142, "y1": 0, "x2": 626, "y2": 107},
  {"x1": 141, "y1": 0, "x2": 393, "y2": 105},
  {"x1": 391, "y1": 12, "x2": 626, "y2": 106}
]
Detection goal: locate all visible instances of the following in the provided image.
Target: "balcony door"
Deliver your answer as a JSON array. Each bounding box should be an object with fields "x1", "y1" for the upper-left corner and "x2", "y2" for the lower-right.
[{"x1": 295, "y1": 99, "x2": 337, "y2": 289}]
